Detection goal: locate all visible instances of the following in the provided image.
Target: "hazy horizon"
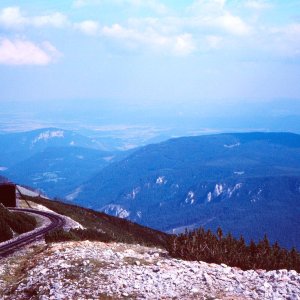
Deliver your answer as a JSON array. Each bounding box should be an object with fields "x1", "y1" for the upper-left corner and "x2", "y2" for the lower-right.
[{"x1": 1, "y1": 1, "x2": 300, "y2": 144}]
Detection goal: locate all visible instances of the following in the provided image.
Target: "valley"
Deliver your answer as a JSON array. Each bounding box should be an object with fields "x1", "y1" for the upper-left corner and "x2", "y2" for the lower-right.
[{"x1": 1, "y1": 129, "x2": 300, "y2": 250}]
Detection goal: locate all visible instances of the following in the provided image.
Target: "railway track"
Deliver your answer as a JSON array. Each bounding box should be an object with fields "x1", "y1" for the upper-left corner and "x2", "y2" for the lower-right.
[{"x1": 0, "y1": 208, "x2": 65, "y2": 258}]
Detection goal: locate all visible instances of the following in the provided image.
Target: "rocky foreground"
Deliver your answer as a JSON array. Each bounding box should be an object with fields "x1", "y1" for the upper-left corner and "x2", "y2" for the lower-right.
[{"x1": 0, "y1": 241, "x2": 299, "y2": 300}]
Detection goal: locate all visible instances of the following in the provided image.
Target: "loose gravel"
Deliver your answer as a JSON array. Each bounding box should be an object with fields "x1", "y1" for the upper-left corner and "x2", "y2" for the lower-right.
[{"x1": 1, "y1": 241, "x2": 299, "y2": 299}]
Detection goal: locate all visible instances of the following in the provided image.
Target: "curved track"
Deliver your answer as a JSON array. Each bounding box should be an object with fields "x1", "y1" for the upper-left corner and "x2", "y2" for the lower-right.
[{"x1": 0, "y1": 208, "x2": 65, "y2": 258}]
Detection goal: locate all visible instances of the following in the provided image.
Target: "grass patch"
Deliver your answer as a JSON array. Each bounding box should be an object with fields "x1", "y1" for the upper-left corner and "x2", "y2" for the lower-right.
[{"x1": 123, "y1": 256, "x2": 154, "y2": 266}]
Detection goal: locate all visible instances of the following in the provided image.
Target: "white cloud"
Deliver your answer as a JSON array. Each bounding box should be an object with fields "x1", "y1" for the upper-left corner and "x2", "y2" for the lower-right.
[
  {"x1": 245, "y1": 1, "x2": 272, "y2": 10},
  {"x1": 101, "y1": 23, "x2": 195, "y2": 56},
  {"x1": 217, "y1": 12, "x2": 252, "y2": 36},
  {"x1": 102, "y1": 23, "x2": 133, "y2": 39},
  {"x1": 0, "y1": 7, "x2": 26, "y2": 28},
  {"x1": 206, "y1": 35, "x2": 222, "y2": 49},
  {"x1": 2, "y1": 2, "x2": 294, "y2": 59},
  {"x1": 214, "y1": 0, "x2": 226, "y2": 9},
  {"x1": 130, "y1": 0, "x2": 168, "y2": 14},
  {"x1": 73, "y1": 0, "x2": 102, "y2": 8},
  {"x1": 0, "y1": 38, "x2": 61, "y2": 65},
  {"x1": 0, "y1": 6, "x2": 68, "y2": 29},
  {"x1": 31, "y1": 12, "x2": 68, "y2": 28},
  {"x1": 102, "y1": 24, "x2": 168, "y2": 50},
  {"x1": 73, "y1": 0, "x2": 168, "y2": 14},
  {"x1": 187, "y1": 1, "x2": 251, "y2": 37},
  {"x1": 173, "y1": 34, "x2": 195, "y2": 56},
  {"x1": 74, "y1": 20, "x2": 100, "y2": 35},
  {"x1": 187, "y1": 0, "x2": 226, "y2": 14},
  {"x1": 269, "y1": 23, "x2": 300, "y2": 56}
]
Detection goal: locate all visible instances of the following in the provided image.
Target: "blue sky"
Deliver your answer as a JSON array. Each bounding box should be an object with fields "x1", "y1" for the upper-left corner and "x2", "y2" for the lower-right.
[{"x1": 0, "y1": 0, "x2": 300, "y2": 108}]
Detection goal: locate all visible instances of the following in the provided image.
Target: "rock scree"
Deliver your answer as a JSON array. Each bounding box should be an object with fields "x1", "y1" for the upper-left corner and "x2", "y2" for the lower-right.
[{"x1": 0, "y1": 241, "x2": 299, "y2": 299}]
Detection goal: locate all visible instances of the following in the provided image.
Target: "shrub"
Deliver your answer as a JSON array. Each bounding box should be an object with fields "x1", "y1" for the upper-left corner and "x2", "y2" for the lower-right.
[
  {"x1": 45, "y1": 229, "x2": 78, "y2": 243},
  {"x1": 70, "y1": 228, "x2": 113, "y2": 243},
  {"x1": 0, "y1": 204, "x2": 37, "y2": 242},
  {"x1": 45, "y1": 228, "x2": 114, "y2": 243},
  {"x1": 8, "y1": 212, "x2": 37, "y2": 234},
  {"x1": 0, "y1": 218, "x2": 13, "y2": 242}
]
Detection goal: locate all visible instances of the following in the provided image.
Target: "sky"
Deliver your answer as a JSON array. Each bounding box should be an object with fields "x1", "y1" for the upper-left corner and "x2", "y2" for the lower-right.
[{"x1": 0, "y1": 0, "x2": 300, "y2": 135}]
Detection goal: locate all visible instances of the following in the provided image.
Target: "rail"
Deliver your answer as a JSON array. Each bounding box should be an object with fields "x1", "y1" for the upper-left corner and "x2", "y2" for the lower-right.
[{"x1": 0, "y1": 208, "x2": 65, "y2": 258}]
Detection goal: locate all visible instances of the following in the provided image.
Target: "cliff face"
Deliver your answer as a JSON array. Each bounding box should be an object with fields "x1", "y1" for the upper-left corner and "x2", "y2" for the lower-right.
[{"x1": 1, "y1": 240, "x2": 299, "y2": 300}]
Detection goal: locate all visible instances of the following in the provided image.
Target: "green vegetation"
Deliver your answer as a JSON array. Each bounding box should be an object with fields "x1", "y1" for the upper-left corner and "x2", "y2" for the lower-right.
[
  {"x1": 0, "y1": 217, "x2": 13, "y2": 242},
  {"x1": 0, "y1": 204, "x2": 37, "y2": 242},
  {"x1": 168, "y1": 227, "x2": 300, "y2": 272},
  {"x1": 26, "y1": 196, "x2": 300, "y2": 272},
  {"x1": 28, "y1": 196, "x2": 169, "y2": 248},
  {"x1": 45, "y1": 228, "x2": 113, "y2": 243}
]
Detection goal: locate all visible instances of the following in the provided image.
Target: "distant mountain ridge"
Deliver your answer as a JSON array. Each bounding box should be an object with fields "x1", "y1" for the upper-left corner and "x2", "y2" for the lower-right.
[
  {"x1": 70, "y1": 132, "x2": 300, "y2": 249},
  {"x1": 0, "y1": 128, "x2": 107, "y2": 168},
  {"x1": 0, "y1": 128, "x2": 130, "y2": 197}
]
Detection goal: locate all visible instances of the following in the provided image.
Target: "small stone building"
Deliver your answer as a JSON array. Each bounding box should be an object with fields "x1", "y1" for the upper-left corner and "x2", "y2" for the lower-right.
[{"x1": 0, "y1": 183, "x2": 16, "y2": 207}]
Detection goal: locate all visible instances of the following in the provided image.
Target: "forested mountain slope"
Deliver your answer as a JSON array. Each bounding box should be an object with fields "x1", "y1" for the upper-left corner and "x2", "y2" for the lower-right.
[{"x1": 71, "y1": 132, "x2": 300, "y2": 249}]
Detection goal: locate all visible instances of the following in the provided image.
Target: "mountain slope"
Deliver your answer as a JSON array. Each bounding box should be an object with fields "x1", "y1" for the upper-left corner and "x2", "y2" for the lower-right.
[
  {"x1": 71, "y1": 132, "x2": 300, "y2": 249},
  {"x1": 0, "y1": 128, "x2": 133, "y2": 197},
  {"x1": 4, "y1": 146, "x2": 120, "y2": 197},
  {"x1": 0, "y1": 128, "x2": 105, "y2": 168},
  {"x1": 28, "y1": 196, "x2": 169, "y2": 248}
]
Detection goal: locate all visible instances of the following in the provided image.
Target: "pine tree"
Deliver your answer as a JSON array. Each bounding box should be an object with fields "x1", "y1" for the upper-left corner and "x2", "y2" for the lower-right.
[{"x1": 217, "y1": 227, "x2": 223, "y2": 240}]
